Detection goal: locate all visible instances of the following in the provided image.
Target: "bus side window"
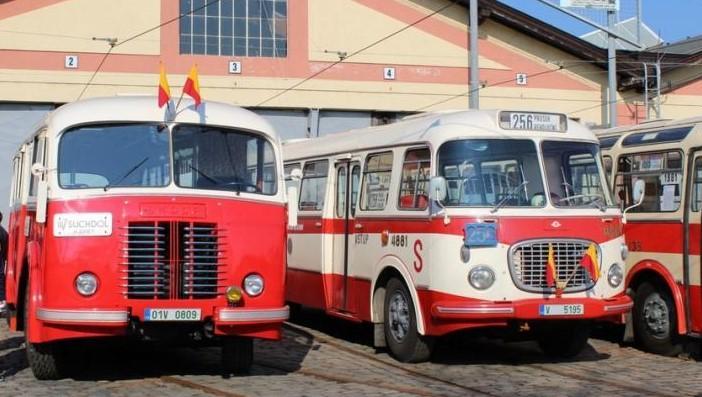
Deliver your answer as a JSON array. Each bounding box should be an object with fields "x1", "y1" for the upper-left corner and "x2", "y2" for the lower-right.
[
  {"x1": 614, "y1": 150, "x2": 682, "y2": 213},
  {"x1": 299, "y1": 160, "x2": 328, "y2": 211},
  {"x1": 398, "y1": 148, "x2": 430, "y2": 210},
  {"x1": 692, "y1": 158, "x2": 702, "y2": 212},
  {"x1": 360, "y1": 152, "x2": 393, "y2": 211}
]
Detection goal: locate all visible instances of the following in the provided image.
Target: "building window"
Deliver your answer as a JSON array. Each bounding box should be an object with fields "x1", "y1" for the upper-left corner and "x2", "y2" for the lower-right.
[{"x1": 180, "y1": 0, "x2": 288, "y2": 57}]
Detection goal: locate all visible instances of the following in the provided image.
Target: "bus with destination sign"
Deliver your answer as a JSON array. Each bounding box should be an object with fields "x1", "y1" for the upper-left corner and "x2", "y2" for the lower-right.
[
  {"x1": 283, "y1": 109, "x2": 632, "y2": 362},
  {"x1": 597, "y1": 116, "x2": 702, "y2": 356},
  {"x1": 3, "y1": 96, "x2": 292, "y2": 379}
]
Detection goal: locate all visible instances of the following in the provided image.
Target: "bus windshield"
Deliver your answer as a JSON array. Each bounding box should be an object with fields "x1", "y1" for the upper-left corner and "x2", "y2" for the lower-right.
[
  {"x1": 173, "y1": 125, "x2": 277, "y2": 195},
  {"x1": 437, "y1": 139, "x2": 545, "y2": 208},
  {"x1": 59, "y1": 123, "x2": 170, "y2": 189},
  {"x1": 542, "y1": 141, "x2": 612, "y2": 208}
]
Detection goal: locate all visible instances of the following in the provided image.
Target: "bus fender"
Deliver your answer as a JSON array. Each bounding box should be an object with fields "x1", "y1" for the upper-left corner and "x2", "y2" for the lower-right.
[
  {"x1": 370, "y1": 255, "x2": 426, "y2": 335},
  {"x1": 626, "y1": 259, "x2": 687, "y2": 335},
  {"x1": 25, "y1": 241, "x2": 44, "y2": 342}
]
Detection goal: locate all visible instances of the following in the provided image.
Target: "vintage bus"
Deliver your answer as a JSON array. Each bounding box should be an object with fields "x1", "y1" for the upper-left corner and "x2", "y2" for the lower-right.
[
  {"x1": 3, "y1": 96, "x2": 291, "y2": 379},
  {"x1": 598, "y1": 116, "x2": 702, "y2": 356},
  {"x1": 283, "y1": 110, "x2": 632, "y2": 362}
]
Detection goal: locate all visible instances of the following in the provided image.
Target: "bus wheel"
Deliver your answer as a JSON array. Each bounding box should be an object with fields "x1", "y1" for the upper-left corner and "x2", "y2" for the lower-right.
[
  {"x1": 24, "y1": 286, "x2": 65, "y2": 380},
  {"x1": 383, "y1": 278, "x2": 434, "y2": 363},
  {"x1": 633, "y1": 282, "x2": 682, "y2": 356},
  {"x1": 537, "y1": 321, "x2": 591, "y2": 358},
  {"x1": 221, "y1": 336, "x2": 253, "y2": 375}
]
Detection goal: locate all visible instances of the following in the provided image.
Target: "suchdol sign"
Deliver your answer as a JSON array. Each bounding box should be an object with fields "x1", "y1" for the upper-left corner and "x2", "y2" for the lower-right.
[{"x1": 560, "y1": 0, "x2": 619, "y2": 11}]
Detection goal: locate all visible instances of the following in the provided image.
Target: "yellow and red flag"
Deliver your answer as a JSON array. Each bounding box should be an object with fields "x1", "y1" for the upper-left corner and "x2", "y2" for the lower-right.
[
  {"x1": 545, "y1": 243, "x2": 557, "y2": 288},
  {"x1": 183, "y1": 64, "x2": 201, "y2": 107},
  {"x1": 580, "y1": 243, "x2": 600, "y2": 282},
  {"x1": 158, "y1": 63, "x2": 171, "y2": 108}
]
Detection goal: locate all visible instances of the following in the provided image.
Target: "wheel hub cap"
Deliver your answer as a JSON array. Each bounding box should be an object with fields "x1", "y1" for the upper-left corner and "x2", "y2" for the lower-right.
[
  {"x1": 643, "y1": 292, "x2": 670, "y2": 338},
  {"x1": 388, "y1": 291, "x2": 410, "y2": 343}
]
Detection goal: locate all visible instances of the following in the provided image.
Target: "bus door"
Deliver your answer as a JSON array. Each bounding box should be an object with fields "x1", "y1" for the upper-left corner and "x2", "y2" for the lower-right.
[
  {"x1": 331, "y1": 160, "x2": 360, "y2": 313},
  {"x1": 687, "y1": 151, "x2": 702, "y2": 332}
]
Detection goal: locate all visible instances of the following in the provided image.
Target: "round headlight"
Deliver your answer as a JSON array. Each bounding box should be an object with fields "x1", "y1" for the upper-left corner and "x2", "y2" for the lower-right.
[
  {"x1": 468, "y1": 266, "x2": 495, "y2": 290},
  {"x1": 75, "y1": 273, "x2": 98, "y2": 296},
  {"x1": 243, "y1": 273, "x2": 264, "y2": 297},
  {"x1": 607, "y1": 263, "x2": 624, "y2": 288},
  {"x1": 620, "y1": 243, "x2": 629, "y2": 261}
]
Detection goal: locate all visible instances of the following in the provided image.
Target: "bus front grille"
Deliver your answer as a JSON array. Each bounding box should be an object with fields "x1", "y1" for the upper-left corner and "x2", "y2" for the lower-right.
[
  {"x1": 121, "y1": 221, "x2": 225, "y2": 299},
  {"x1": 509, "y1": 239, "x2": 598, "y2": 293}
]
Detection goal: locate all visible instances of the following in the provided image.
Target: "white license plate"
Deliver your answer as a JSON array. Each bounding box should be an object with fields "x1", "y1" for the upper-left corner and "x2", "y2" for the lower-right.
[
  {"x1": 144, "y1": 308, "x2": 201, "y2": 322},
  {"x1": 539, "y1": 304, "x2": 584, "y2": 316}
]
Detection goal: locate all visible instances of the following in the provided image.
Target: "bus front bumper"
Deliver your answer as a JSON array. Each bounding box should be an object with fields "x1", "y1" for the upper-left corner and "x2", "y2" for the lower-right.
[{"x1": 431, "y1": 295, "x2": 632, "y2": 321}]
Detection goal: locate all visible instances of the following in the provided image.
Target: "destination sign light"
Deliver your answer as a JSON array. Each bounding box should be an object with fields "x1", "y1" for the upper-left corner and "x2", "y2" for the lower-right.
[{"x1": 498, "y1": 111, "x2": 567, "y2": 132}]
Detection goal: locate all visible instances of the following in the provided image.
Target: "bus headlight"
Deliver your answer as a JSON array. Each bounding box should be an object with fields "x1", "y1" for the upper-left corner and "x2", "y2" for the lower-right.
[
  {"x1": 468, "y1": 266, "x2": 495, "y2": 290},
  {"x1": 620, "y1": 243, "x2": 629, "y2": 260},
  {"x1": 607, "y1": 264, "x2": 624, "y2": 288},
  {"x1": 243, "y1": 274, "x2": 264, "y2": 297},
  {"x1": 75, "y1": 273, "x2": 98, "y2": 296}
]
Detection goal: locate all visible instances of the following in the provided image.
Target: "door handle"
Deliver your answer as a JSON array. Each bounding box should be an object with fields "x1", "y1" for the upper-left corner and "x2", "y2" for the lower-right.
[
  {"x1": 354, "y1": 223, "x2": 363, "y2": 230},
  {"x1": 315, "y1": 221, "x2": 322, "y2": 228}
]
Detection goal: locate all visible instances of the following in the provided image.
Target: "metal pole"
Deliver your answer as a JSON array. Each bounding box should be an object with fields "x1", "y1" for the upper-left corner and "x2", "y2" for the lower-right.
[
  {"x1": 608, "y1": 10, "x2": 617, "y2": 127},
  {"x1": 655, "y1": 60, "x2": 662, "y2": 119},
  {"x1": 469, "y1": 0, "x2": 479, "y2": 109},
  {"x1": 636, "y1": 0, "x2": 642, "y2": 45},
  {"x1": 642, "y1": 62, "x2": 648, "y2": 120}
]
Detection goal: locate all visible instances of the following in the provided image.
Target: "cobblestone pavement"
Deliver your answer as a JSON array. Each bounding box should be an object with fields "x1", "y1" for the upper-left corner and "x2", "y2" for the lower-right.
[{"x1": 2, "y1": 311, "x2": 702, "y2": 397}]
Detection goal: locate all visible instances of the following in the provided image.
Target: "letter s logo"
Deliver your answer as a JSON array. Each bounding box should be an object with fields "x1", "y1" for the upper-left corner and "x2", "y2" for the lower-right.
[{"x1": 413, "y1": 239, "x2": 423, "y2": 273}]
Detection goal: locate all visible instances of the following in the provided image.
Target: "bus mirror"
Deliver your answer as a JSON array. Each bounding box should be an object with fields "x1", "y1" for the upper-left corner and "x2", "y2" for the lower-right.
[
  {"x1": 287, "y1": 185, "x2": 299, "y2": 228},
  {"x1": 31, "y1": 162, "x2": 46, "y2": 176},
  {"x1": 36, "y1": 180, "x2": 48, "y2": 224},
  {"x1": 623, "y1": 179, "x2": 646, "y2": 223},
  {"x1": 289, "y1": 168, "x2": 302, "y2": 181},
  {"x1": 429, "y1": 177, "x2": 447, "y2": 201}
]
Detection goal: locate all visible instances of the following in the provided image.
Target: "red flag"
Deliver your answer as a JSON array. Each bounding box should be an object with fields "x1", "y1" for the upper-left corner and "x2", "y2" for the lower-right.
[
  {"x1": 580, "y1": 243, "x2": 600, "y2": 282},
  {"x1": 158, "y1": 63, "x2": 171, "y2": 108},
  {"x1": 545, "y1": 243, "x2": 557, "y2": 288},
  {"x1": 183, "y1": 64, "x2": 201, "y2": 107}
]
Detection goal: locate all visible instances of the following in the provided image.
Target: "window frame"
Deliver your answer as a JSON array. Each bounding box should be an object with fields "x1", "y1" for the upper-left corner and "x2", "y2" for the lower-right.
[
  {"x1": 298, "y1": 159, "x2": 329, "y2": 212},
  {"x1": 614, "y1": 149, "x2": 684, "y2": 213},
  {"x1": 397, "y1": 147, "x2": 431, "y2": 211},
  {"x1": 359, "y1": 151, "x2": 394, "y2": 212}
]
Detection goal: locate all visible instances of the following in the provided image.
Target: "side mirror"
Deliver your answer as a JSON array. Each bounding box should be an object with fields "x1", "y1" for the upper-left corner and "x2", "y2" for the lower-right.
[
  {"x1": 429, "y1": 176, "x2": 447, "y2": 202},
  {"x1": 36, "y1": 180, "x2": 48, "y2": 224},
  {"x1": 288, "y1": 168, "x2": 302, "y2": 181},
  {"x1": 623, "y1": 179, "x2": 646, "y2": 223},
  {"x1": 31, "y1": 162, "x2": 46, "y2": 176}
]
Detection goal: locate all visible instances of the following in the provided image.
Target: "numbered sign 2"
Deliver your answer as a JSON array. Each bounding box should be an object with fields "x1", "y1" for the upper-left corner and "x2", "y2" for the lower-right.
[{"x1": 65, "y1": 55, "x2": 79, "y2": 69}]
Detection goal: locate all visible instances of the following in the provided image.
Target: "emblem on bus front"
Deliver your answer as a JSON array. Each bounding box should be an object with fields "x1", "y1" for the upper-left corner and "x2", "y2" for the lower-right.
[{"x1": 53, "y1": 212, "x2": 113, "y2": 237}]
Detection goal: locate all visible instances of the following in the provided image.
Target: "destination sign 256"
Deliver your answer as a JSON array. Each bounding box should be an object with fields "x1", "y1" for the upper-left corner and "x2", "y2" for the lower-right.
[{"x1": 499, "y1": 111, "x2": 566, "y2": 132}]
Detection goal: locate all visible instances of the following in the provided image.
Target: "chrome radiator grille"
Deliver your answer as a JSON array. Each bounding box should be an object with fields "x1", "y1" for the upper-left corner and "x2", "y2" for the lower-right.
[
  {"x1": 122, "y1": 221, "x2": 224, "y2": 299},
  {"x1": 509, "y1": 239, "x2": 597, "y2": 293}
]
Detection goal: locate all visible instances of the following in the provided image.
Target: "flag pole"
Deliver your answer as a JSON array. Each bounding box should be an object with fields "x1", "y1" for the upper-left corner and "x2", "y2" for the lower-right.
[{"x1": 175, "y1": 90, "x2": 185, "y2": 113}]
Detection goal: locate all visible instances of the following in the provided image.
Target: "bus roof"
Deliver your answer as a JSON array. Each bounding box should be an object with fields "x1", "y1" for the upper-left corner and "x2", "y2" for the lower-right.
[
  {"x1": 596, "y1": 116, "x2": 702, "y2": 152},
  {"x1": 39, "y1": 95, "x2": 278, "y2": 142},
  {"x1": 283, "y1": 109, "x2": 597, "y2": 161}
]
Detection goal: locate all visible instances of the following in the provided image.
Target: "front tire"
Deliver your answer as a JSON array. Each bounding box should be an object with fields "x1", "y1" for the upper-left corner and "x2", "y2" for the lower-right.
[
  {"x1": 24, "y1": 285, "x2": 66, "y2": 380},
  {"x1": 633, "y1": 282, "x2": 682, "y2": 356},
  {"x1": 221, "y1": 336, "x2": 253, "y2": 375},
  {"x1": 537, "y1": 321, "x2": 591, "y2": 358},
  {"x1": 383, "y1": 278, "x2": 433, "y2": 363}
]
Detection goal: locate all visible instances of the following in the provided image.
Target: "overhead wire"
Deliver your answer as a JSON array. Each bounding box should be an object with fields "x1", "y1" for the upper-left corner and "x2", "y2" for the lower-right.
[{"x1": 255, "y1": 0, "x2": 459, "y2": 106}]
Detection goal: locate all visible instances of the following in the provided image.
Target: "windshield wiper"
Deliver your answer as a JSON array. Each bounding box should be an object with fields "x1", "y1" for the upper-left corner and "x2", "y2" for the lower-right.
[
  {"x1": 189, "y1": 164, "x2": 220, "y2": 185},
  {"x1": 104, "y1": 157, "x2": 149, "y2": 191},
  {"x1": 491, "y1": 181, "x2": 529, "y2": 213},
  {"x1": 558, "y1": 194, "x2": 607, "y2": 212}
]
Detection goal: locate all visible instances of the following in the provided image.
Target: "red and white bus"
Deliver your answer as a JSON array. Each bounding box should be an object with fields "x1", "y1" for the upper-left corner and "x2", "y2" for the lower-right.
[
  {"x1": 4, "y1": 96, "x2": 290, "y2": 379},
  {"x1": 283, "y1": 110, "x2": 632, "y2": 362},
  {"x1": 598, "y1": 116, "x2": 702, "y2": 355}
]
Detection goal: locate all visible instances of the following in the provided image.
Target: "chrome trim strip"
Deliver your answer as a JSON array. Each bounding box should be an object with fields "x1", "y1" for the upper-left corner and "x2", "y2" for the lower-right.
[
  {"x1": 36, "y1": 308, "x2": 129, "y2": 323},
  {"x1": 604, "y1": 302, "x2": 634, "y2": 312},
  {"x1": 218, "y1": 306, "x2": 289, "y2": 322},
  {"x1": 435, "y1": 306, "x2": 515, "y2": 314}
]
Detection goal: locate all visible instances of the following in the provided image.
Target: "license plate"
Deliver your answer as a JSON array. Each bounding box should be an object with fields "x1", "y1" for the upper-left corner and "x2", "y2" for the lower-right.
[
  {"x1": 539, "y1": 304, "x2": 584, "y2": 316},
  {"x1": 144, "y1": 308, "x2": 201, "y2": 322}
]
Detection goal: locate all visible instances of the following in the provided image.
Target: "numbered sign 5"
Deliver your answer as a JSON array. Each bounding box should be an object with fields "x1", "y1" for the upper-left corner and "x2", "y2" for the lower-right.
[{"x1": 65, "y1": 55, "x2": 79, "y2": 69}]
